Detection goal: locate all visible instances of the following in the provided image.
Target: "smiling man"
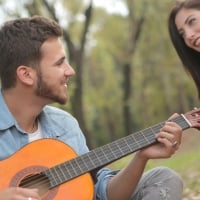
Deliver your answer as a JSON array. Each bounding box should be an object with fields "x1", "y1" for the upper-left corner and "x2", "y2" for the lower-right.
[{"x1": 0, "y1": 15, "x2": 183, "y2": 200}]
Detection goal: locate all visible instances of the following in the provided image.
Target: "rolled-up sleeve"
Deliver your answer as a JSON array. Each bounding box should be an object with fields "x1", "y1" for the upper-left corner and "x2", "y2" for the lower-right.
[{"x1": 95, "y1": 168, "x2": 120, "y2": 200}]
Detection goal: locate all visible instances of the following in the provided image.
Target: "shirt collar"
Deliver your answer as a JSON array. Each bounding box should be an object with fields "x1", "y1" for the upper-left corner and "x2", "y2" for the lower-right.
[{"x1": 0, "y1": 89, "x2": 16, "y2": 130}]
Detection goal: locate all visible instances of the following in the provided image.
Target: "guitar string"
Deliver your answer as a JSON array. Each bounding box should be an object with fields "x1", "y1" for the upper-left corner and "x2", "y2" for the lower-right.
[
  {"x1": 19, "y1": 135, "x2": 157, "y2": 189},
  {"x1": 20, "y1": 132, "x2": 158, "y2": 188},
  {"x1": 19, "y1": 117, "x2": 188, "y2": 188},
  {"x1": 20, "y1": 119, "x2": 188, "y2": 189},
  {"x1": 20, "y1": 133, "x2": 183, "y2": 188}
]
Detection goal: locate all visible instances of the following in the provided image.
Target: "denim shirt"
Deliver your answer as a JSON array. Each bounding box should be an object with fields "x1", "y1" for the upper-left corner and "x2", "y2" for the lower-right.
[{"x1": 0, "y1": 90, "x2": 117, "y2": 200}]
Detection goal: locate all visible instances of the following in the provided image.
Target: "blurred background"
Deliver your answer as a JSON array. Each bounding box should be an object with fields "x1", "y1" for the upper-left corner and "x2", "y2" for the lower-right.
[{"x1": 0, "y1": 0, "x2": 199, "y2": 198}]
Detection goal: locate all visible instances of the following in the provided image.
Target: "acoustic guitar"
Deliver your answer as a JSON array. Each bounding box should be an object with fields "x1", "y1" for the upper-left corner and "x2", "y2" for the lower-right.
[{"x1": 0, "y1": 108, "x2": 200, "y2": 199}]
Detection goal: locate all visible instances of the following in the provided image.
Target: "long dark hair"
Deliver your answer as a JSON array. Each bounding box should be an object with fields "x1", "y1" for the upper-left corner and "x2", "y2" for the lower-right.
[{"x1": 168, "y1": 0, "x2": 200, "y2": 98}]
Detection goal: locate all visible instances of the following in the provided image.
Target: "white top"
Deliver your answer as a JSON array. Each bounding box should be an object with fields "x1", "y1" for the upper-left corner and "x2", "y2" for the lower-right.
[{"x1": 28, "y1": 121, "x2": 43, "y2": 142}]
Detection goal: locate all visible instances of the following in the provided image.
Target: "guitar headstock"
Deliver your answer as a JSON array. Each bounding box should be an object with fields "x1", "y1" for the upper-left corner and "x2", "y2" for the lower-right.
[{"x1": 183, "y1": 108, "x2": 200, "y2": 130}]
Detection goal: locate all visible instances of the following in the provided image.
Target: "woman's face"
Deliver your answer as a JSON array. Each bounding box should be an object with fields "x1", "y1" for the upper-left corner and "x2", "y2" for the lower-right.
[{"x1": 175, "y1": 8, "x2": 200, "y2": 52}]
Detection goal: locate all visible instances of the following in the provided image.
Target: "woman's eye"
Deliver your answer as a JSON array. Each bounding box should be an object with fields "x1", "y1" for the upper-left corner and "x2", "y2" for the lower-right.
[{"x1": 188, "y1": 18, "x2": 196, "y2": 25}]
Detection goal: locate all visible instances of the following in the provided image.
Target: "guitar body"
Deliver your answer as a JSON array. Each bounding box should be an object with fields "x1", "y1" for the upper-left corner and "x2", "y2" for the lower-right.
[{"x1": 0, "y1": 139, "x2": 94, "y2": 200}]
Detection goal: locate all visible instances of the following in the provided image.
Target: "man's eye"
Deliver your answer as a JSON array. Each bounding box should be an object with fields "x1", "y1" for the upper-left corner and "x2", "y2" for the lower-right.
[
  {"x1": 56, "y1": 59, "x2": 65, "y2": 66},
  {"x1": 57, "y1": 61, "x2": 63, "y2": 65}
]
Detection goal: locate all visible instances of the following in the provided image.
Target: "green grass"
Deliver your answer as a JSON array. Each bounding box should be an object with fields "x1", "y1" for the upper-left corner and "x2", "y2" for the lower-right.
[{"x1": 146, "y1": 150, "x2": 200, "y2": 172}]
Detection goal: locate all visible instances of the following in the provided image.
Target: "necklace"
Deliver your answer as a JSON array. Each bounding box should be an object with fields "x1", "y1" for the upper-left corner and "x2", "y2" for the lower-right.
[{"x1": 31, "y1": 118, "x2": 38, "y2": 133}]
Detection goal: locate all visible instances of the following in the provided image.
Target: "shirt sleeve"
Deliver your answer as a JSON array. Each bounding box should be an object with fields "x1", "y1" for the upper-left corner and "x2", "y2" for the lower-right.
[{"x1": 95, "y1": 168, "x2": 120, "y2": 200}]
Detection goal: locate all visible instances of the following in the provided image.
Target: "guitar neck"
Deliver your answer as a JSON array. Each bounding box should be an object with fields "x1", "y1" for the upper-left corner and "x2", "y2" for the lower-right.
[{"x1": 43, "y1": 114, "x2": 190, "y2": 188}]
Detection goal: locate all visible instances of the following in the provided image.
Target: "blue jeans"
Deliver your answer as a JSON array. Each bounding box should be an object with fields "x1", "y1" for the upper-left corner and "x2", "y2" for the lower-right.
[{"x1": 130, "y1": 167, "x2": 183, "y2": 200}]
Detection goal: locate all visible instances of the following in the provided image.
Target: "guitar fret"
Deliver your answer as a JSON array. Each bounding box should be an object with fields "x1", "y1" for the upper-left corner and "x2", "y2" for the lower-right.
[
  {"x1": 57, "y1": 165, "x2": 68, "y2": 182},
  {"x1": 54, "y1": 167, "x2": 64, "y2": 186},
  {"x1": 115, "y1": 139, "x2": 125, "y2": 153},
  {"x1": 52, "y1": 165, "x2": 67, "y2": 186},
  {"x1": 94, "y1": 146, "x2": 110, "y2": 165},
  {"x1": 122, "y1": 137, "x2": 133, "y2": 152},
  {"x1": 44, "y1": 168, "x2": 60, "y2": 188},
  {"x1": 127, "y1": 134, "x2": 140, "y2": 149},
  {"x1": 65, "y1": 162, "x2": 77, "y2": 178},
  {"x1": 104, "y1": 143, "x2": 120, "y2": 159},
  {"x1": 117, "y1": 137, "x2": 132, "y2": 154},
  {"x1": 80, "y1": 154, "x2": 93, "y2": 169},
  {"x1": 88, "y1": 151, "x2": 102, "y2": 167},
  {"x1": 107, "y1": 140, "x2": 124, "y2": 159},
  {"x1": 70, "y1": 159, "x2": 83, "y2": 175},
  {"x1": 142, "y1": 128, "x2": 154, "y2": 143},
  {"x1": 43, "y1": 169, "x2": 54, "y2": 187},
  {"x1": 172, "y1": 115, "x2": 190, "y2": 129},
  {"x1": 133, "y1": 131, "x2": 149, "y2": 147},
  {"x1": 116, "y1": 138, "x2": 132, "y2": 155},
  {"x1": 151, "y1": 123, "x2": 163, "y2": 134},
  {"x1": 104, "y1": 144, "x2": 118, "y2": 159},
  {"x1": 109, "y1": 145, "x2": 120, "y2": 160},
  {"x1": 62, "y1": 162, "x2": 73, "y2": 179},
  {"x1": 78, "y1": 155, "x2": 90, "y2": 171}
]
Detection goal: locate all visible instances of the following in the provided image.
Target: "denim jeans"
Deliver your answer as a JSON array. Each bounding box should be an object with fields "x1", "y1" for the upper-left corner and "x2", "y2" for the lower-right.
[{"x1": 130, "y1": 167, "x2": 183, "y2": 200}]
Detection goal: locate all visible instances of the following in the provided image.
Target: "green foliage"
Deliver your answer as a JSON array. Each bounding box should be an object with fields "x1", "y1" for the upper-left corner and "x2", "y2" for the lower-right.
[{"x1": 0, "y1": 0, "x2": 199, "y2": 145}]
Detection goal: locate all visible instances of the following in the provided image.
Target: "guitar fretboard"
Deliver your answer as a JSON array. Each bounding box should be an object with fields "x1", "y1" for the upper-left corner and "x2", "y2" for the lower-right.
[{"x1": 43, "y1": 114, "x2": 190, "y2": 188}]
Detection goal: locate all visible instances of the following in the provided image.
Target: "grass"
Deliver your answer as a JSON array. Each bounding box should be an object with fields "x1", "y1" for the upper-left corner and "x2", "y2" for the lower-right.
[{"x1": 108, "y1": 129, "x2": 200, "y2": 199}]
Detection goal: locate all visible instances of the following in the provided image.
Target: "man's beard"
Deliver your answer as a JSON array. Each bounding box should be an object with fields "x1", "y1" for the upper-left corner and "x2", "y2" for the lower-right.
[{"x1": 35, "y1": 72, "x2": 67, "y2": 105}]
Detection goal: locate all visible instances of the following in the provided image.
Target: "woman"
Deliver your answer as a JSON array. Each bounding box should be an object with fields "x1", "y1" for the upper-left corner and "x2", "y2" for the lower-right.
[{"x1": 168, "y1": 0, "x2": 200, "y2": 98}]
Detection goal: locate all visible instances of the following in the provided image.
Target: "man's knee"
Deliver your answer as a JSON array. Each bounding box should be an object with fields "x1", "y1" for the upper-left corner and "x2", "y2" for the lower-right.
[{"x1": 149, "y1": 166, "x2": 183, "y2": 189}]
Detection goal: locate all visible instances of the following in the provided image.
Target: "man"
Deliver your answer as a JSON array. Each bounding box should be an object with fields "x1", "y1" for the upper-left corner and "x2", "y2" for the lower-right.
[{"x1": 0, "y1": 15, "x2": 183, "y2": 200}]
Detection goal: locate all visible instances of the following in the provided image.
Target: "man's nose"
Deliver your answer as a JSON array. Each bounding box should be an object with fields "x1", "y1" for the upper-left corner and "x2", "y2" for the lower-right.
[{"x1": 65, "y1": 63, "x2": 76, "y2": 76}]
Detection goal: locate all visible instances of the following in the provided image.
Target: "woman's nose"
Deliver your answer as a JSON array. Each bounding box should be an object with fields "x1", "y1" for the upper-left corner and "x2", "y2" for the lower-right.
[{"x1": 185, "y1": 28, "x2": 195, "y2": 40}]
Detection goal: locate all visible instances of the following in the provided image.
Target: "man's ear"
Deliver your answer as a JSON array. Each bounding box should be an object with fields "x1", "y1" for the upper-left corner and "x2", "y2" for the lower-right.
[{"x1": 16, "y1": 66, "x2": 35, "y2": 85}]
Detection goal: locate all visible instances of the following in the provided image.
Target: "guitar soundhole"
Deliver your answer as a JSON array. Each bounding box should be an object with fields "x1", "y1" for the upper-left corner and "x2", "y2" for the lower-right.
[{"x1": 9, "y1": 165, "x2": 58, "y2": 200}]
